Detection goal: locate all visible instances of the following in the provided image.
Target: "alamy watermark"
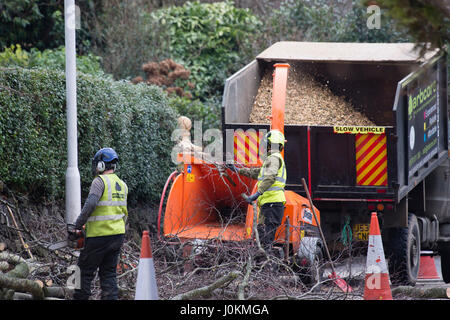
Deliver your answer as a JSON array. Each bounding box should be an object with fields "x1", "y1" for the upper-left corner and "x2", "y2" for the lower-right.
[
  {"x1": 66, "y1": 265, "x2": 81, "y2": 289},
  {"x1": 170, "y1": 120, "x2": 276, "y2": 165}
]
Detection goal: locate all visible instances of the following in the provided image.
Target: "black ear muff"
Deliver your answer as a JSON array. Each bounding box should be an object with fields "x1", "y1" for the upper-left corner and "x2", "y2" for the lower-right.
[{"x1": 97, "y1": 160, "x2": 105, "y2": 173}]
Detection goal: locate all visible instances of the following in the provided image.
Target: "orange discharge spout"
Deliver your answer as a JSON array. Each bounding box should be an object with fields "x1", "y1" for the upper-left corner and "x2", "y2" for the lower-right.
[{"x1": 271, "y1": 63, "x2": 290, "y2": 157}]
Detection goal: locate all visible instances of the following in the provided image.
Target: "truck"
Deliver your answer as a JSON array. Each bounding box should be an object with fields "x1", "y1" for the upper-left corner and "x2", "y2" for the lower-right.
[{"x1": 221, "y1": 42, "x2": 449, "y2": 285}]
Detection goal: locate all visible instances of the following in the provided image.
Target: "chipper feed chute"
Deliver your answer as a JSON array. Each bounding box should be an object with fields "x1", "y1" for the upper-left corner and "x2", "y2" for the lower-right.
[{"x1": 163, "y1": 155, "x2": 256, "y2": 242}]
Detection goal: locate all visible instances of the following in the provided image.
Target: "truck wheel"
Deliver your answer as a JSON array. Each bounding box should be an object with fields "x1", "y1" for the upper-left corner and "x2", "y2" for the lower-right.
[
  {"x1": 388, "y1": 213, "x2": 421, "y2": 286},
  {"x1": 437, "y1": 242, "x2": 450, "y2": 283}
]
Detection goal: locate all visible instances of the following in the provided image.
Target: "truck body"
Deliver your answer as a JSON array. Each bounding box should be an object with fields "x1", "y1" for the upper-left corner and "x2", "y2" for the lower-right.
[{"x1": 222, "y1": 42, "x2": 449, "y2": 284}]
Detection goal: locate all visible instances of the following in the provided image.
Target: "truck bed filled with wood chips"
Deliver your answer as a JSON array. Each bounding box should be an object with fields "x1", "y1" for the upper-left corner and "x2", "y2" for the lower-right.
[{"x1": 249, "y1": 64, "x2": 376, "y2": 126}]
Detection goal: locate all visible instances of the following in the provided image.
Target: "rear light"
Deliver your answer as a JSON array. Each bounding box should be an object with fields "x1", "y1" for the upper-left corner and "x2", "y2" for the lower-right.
[
  {"x1": 377, "y1": 189, "x2": 387, "y2": 194},
  {"x1": 386, "y1": 204, "x2": 394, "y2": 211},
  {"x1": 368, "y1": 204, "x2": 376, "y2": 211}
]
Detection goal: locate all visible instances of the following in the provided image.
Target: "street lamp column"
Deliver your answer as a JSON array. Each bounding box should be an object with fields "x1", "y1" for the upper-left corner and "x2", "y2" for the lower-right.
[{"x1": 64, "y1": 0, "x2": 81, "y2": 225}]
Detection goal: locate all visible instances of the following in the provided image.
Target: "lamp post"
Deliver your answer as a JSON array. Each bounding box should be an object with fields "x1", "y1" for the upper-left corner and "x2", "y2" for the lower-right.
[{"x1": 64, "y1": 0, "x2": 81, "y2": 225}]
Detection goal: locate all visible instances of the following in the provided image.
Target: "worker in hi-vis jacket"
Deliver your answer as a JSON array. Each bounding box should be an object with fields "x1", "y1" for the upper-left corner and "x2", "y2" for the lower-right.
[
  {"x1": 71, "y1": 147, "x2": 128, "y2": 300},
  {"x1": 226, "y1": 130, "x2": 286, "y2": 253}
]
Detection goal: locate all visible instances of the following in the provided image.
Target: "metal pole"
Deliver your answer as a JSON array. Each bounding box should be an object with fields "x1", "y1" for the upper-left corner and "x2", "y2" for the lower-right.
[{"x1": 64, "y1": 0, "x2": 81, "y2": 225}]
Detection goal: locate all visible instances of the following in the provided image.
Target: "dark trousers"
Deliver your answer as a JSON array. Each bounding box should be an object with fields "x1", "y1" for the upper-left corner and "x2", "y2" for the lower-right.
[
  {"x1": 258, "y1": 202, "x2": 284, "y2": 249},
  {"x1": 73, "y1": 234, "x2": 124, "y2": 300}
]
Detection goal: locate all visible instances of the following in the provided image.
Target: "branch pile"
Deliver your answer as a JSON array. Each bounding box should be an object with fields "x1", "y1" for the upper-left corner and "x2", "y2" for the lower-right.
[
  {"x1": 250, "y1": 65, "x2": 375, "y2": 126},
  {"x1": 0, "y1": 251, "x2": 71, "y2": 300}
]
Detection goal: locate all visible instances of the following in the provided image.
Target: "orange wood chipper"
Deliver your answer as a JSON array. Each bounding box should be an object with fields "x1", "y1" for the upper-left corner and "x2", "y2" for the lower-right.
[{"x1": 158, "y1": 63, "x2": 322, "y2": 271}]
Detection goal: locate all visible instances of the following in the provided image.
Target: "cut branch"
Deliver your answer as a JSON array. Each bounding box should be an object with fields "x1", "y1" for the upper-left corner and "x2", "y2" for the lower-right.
[
  {"x1": 237, "y1": 255, "x2": 252, "y2": 300},
  {"x1": 392, "y1": 286, "x2": 450, "y2": 299},
  {"x1": 0, "y1": 274, "x2": 45, "y2": 300}
]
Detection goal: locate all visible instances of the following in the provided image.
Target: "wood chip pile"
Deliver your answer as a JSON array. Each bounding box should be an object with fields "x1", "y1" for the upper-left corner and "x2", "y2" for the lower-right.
[{"x1": 250, "y1": 65, "x2": 376, "y2": 126}]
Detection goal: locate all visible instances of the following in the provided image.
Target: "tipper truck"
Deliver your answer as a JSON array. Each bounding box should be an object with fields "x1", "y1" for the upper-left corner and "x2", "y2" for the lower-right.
[
  {"x1": 221, "y1": 42, "x2": 449, "y2": 285},
  {"x1": 161, "y1": 41, "x2": 449, "y2": 286}
]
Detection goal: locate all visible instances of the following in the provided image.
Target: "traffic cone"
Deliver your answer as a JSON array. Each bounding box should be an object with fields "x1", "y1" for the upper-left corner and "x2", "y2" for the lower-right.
[
  {"x1": 418, "y1": 255, "x2": 440, "y2": 280},
  {"x1": 364, "y1": 212, "x2": 392, "y2": 300},
  {"x1": 135, "y1": 230, "x2": 159, "y2": 300}
]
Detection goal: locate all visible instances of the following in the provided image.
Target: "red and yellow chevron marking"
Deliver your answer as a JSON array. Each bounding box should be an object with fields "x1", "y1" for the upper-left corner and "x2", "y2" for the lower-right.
[
  {"x1": 355, "y1": 133, "x2": 388, "y2": 186},
  {"x1": 234, "y1": 130, "x2": 262, "y2": 166}
]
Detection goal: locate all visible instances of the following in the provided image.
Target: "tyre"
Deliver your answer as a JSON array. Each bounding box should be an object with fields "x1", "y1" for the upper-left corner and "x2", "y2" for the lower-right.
[
  {"x1": 295, "y1": 237, "x2": 324, "y2": 289},
  {"x1": 298, "y1": 245, "x2": 324, "y2": 290},
  {"x1": 437, "y1": 242, "x2": 450, "y2": 283},
  {"x1": 388, "y1": 213, "x2": 421, "y2": 286}
]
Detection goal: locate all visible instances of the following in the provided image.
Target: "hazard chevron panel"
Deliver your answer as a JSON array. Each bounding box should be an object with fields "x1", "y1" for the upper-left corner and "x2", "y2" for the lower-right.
[
  {"x1": 234, "y1": 129, "x2": 263, "y2": 166},
  {"x1": 355, "y1": 133, "x2": 388, "y2": 186}
]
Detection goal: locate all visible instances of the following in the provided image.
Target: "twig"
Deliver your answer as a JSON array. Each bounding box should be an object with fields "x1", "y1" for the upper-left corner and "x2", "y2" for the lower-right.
[
  {"x1": 6, "y1": 205, "x2": 33, "y2": 260},
  {"x1": 237, "y1": 255, "x2": 252, "y2": 300},
  {"x1": 252, "y1": 202, "x2": 264, "y2": 254},
  {"x1": 171, "y1": 270, "x2": 240, "y2": 300}
]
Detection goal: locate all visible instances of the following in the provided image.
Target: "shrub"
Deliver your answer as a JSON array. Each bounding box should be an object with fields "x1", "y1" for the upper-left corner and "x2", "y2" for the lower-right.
[
  {"x1": 257, "y1": 0, "x2": 407, "y2": 47},
  {"x1": 133, "y1": 58, "x2": 221, "y2": 131},
  {"x1": 0, "y1": 67, "x2": 178, "y2": 204},
  {"x1": 149, "y1": 1, "x2": 261, "y2": 100},
  {"x1": 0, "y1": 45, "x2": 107, "y2": 77}
]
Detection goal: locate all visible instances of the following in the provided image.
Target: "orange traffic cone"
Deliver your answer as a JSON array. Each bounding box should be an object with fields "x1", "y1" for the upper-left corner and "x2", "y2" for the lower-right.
[
  {"x1": 418, "y1": 255, "x2": 440, "y2": 280},
  {"x1": 135, "y1": 230, "x2": 159, "y2": 300},
  {"x1": 364, "y1": 212, "x2": 392, "y2": 300}
]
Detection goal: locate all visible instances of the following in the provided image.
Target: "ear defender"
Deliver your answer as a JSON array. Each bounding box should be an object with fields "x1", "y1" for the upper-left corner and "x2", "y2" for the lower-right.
[{"x1": 97, "y1": 160, "x2": 105, "y2": 173}]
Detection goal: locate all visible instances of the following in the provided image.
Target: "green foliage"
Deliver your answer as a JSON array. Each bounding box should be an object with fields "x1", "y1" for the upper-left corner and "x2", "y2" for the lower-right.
[
  {"x1": 0, "y1": 44, "x2": 30, "y2": 67},
  {"x1": 0, "y1": 0, "x2": 65, "y2": 50},
  {"x1": 0, "y1": 45, "x2": 106, "y2": 76},
  {"x1": 0, "y1": 67, "x2": 178, "y2": 204},
  {"x1": 85, "y1": 0, "x2": 170, "y2": 80},
  {"x1": 149, "y1": 1, "x2": 262, "y2": 100},
  {"x1": 340, "y1": 2, "x2": 409, "y2": 43},
  {"x1": 262, "y1": 0, "x2": 406, "y2": 45}
]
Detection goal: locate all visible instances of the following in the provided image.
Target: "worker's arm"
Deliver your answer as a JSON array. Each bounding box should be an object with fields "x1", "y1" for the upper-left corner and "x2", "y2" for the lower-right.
[
  {"x1": 74, "y1": 177, "x2": 104, "y2": 230},
  {"x1": 256, "y1": 155, "x2": 280, "y2": 194}
]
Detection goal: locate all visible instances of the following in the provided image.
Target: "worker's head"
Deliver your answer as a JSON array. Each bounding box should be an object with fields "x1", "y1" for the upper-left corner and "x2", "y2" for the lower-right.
[
  {"x1": 91, "y1": 147, "x2": 119, "y2": 176},
  {"x1": 264, "y1": 130, "x2": 285, "y2": 154}
]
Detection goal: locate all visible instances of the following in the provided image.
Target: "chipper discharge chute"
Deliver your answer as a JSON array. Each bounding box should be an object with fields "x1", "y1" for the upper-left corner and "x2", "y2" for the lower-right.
[{"x1": 160, "y1": 63, "x2": 322, "y2": 271}]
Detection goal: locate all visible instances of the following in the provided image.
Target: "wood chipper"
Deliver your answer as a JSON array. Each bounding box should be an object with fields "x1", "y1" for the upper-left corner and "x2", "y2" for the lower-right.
[
  {"x1": 158, "y1": 63, "x2": 323, "y2": 275},
  {"x1": 220, "y1": 42, "x2": 449, "y2": 285}
]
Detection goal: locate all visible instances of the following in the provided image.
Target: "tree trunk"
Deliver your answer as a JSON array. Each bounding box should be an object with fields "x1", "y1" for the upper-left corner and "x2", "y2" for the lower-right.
[
  {"x1": 392, "y1": 286, "x2": 450, "y2": 299},
  {"x1": 0, "y1": 254, "x2": 45, "y2": 300},
  {"x1": 0, "y1": 273, "x2": 45, "y2": 300}
]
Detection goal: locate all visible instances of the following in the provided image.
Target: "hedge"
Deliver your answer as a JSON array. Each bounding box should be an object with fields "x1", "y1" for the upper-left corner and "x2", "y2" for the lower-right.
[{"x1": 0, "y1": 67, "x2": 178, "y2": 204}]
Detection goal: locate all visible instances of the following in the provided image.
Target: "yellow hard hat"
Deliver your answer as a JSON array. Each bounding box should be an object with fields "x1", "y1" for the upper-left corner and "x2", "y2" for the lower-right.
[{"x1": 265, "y1": 130, "x2": 285, "y2": 146}]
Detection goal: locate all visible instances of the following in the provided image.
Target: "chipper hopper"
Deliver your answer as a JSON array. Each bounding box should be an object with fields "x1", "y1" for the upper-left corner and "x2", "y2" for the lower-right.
[{"x1": 159, "y1": 64, "x2": 322, "y2": 267}]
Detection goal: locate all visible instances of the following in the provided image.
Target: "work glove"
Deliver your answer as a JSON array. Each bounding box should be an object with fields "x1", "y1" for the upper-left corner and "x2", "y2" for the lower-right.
[
  {"x1": 242, "y1": 191, "x2": 261, "y2": 204},
  {"x1": 67, "y1": 224, "x2": 82, "y2": 241}
]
